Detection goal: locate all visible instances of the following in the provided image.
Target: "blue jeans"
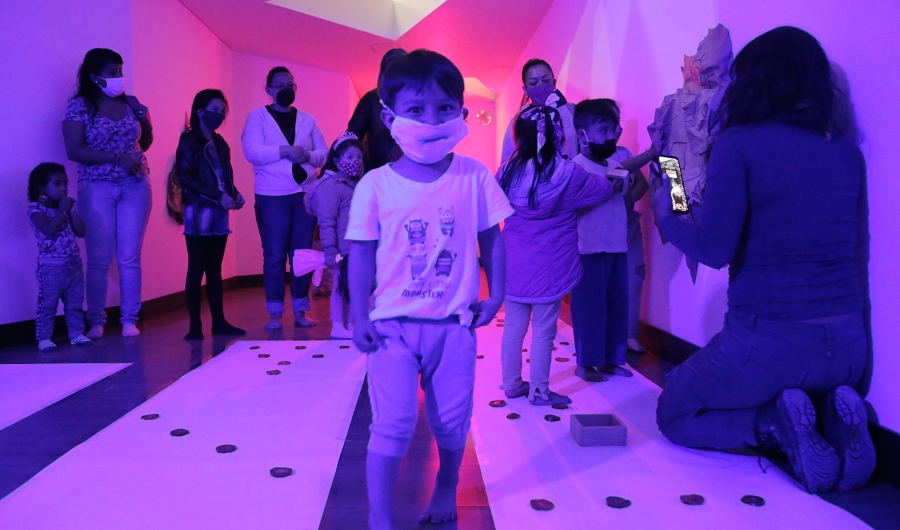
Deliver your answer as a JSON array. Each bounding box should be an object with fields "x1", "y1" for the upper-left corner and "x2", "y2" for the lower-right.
[
  {"x1": 254, "y1": 193, "x2": 316, "y2": 315},
  {"x1": 35, "y1": 259, "x2": 85, "y2": 340},
  {"x1": 656, "y1": 312, "x2": 867, "y2": 450},
  {"x1": 571, "y1": 253, "x2": 629, "y2": 367},
  {"x1": 77, "y1": 177, "x2": 151, "y2": 326}
]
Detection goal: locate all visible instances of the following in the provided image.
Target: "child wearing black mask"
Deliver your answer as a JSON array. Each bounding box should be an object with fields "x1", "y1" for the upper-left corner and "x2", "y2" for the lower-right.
[
  {"x1": 176, "y1": 89, "x2": 246, "y2": 340},
  {"x1": 571, "y1": 98, "x2": 635, "y2": 382}
]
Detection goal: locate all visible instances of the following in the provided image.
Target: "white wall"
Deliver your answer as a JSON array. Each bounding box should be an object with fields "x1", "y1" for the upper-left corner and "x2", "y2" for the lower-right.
[
  {"x1": 0, "y1": 0, "x2": 133, "y2": 327},
  {"x1": 498, "y1": 0, "x2": 900, "y2": 431},
  {"x1": 228, "y1": 52, "x2": 358, "y2": 278}
]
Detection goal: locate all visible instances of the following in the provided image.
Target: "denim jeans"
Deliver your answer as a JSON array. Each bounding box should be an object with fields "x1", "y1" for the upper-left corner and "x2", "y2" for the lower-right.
[
  {"x1": 77, "y1": 177, "x2": 151, "y2": 326},
  {"x1": 626, "y1": 222, "x2": 646, "y2": 338},
  {"x1": 254, "y1": 193, "x2": 316, "y2": 315},
  {"x1": 656, "y1": 312, "x2": 867, "y2": 450},
  {"x1": 571, "y1": 252, "x2": 628, "y2": 367},
  {"x1": 501, "y1": 299, "x2": 563, "y2": 393},
  {"x1": 35, "y1": 259, "x2": 85, "y2": 340}
]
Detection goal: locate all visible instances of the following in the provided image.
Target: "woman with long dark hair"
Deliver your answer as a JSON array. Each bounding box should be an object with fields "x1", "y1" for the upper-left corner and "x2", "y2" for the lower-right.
[
  {"x1": 62, "y1": 48, "x2": 153, "y2": 338},
  {"x1": 176, "y1": 89, "x2": 245, "y2": 340},
  {"x1": 651, "y1": 27, "x2": 873, "y2": 493}
]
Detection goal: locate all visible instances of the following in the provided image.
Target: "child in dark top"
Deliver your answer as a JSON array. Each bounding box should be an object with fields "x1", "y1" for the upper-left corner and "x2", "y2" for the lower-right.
[
  {"x1": 27, "y1": 163, "x2": 90, "y2": 351},
  {"x1": 175, "y1": 89, "x2": 246, "y2": 340}
]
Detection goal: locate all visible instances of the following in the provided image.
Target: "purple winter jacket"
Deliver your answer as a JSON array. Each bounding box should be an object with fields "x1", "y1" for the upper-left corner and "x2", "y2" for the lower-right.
[{"x1": 499, "y1": 158, "x2": 614, "y2": 303}]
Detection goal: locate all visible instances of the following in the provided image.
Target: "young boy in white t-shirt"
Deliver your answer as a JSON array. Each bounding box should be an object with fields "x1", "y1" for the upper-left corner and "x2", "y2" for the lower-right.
[
  {"x1": 345, "y1": 49, "x2": 513, "y2": 529},
  {"x1": 571, "y1": 98, "x2": 636, "y2": 382}
]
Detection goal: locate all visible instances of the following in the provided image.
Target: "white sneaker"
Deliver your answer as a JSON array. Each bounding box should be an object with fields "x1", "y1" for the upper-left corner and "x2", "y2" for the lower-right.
[
  {"x1": 70, "y1": 335, "x2": 92, "y2": 346},
  {"x1": 626, "y1": 337, "x2": 646, "y2": 352},
  {"x1": 38, "y1": 339, "x2": 57, "y2": 352},
  {"x1": 330, "y1": 324, "x2": 354, "y2": 340}
]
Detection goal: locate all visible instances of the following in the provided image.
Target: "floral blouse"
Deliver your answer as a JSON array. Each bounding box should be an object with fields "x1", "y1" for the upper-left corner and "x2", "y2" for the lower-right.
[
  {"x1": 27, "y1": 202, "x2": 80, "y2": 260},
  {"x1": 64, "y1": 97, "x2": 149, "y2": 182}
]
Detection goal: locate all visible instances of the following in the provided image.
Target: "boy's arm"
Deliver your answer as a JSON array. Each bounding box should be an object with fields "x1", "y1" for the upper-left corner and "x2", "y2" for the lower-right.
[
  {"x1": 471, "y1": 224, "x2": 505, "y2": 328},
  {"x1": 349, "y1": 240, "x2": 382, "y2": 352},
  {"x1": 629, "y1": 170, "x2": 649, "y2": 203}
]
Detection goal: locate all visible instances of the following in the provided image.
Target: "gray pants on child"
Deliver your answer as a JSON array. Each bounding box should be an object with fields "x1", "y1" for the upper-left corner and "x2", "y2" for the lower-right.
[
  {"x1": 500, "y1": 299, "x2": 562, "y2": 394},
  {"x1": 367, "y1": 317, "x2": 477, "y2": 458},
  {"x1": 36, "y1": 259, "x2": 85, "y2": 341}
]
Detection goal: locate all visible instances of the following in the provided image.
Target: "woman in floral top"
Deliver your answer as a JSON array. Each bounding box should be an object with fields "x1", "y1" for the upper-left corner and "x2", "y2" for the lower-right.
[{"x1": 62, "y1": 48, "x2": 153, "y2": 338}]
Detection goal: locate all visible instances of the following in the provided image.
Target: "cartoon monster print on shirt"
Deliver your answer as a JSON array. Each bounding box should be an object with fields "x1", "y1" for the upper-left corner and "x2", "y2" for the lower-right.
[
  {"x1": 405, "y1": 219, "x2": 429, "y2": 245},
  {"x1": 439, "y1": 206, "x2": 455, "y2": 237},
  {"x1": 435, "y1": 249, "x2": 457, "y2": 277},
  {"x1": 408, "y1": 252, "x2": 428, "y2": 280}
]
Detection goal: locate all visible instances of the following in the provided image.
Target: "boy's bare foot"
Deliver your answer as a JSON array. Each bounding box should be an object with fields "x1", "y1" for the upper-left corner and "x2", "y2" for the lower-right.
[
  {"x1": 418, "y1": 479, "x2": 459, "y2": 525},
  {"x1": 121, "y1": 323, "x2": 140, "y2": 337},
  {"x1": 600, "y1": 364, "x2": 633, "y2": 377},
  {"x1": 265, "y1": 314, "x2": 283, "y2": 330}
]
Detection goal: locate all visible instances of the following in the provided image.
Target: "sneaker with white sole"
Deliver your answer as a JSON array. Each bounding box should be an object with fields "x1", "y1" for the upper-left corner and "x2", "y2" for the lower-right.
[
  {"x1": 38, "y1": 339, "x2": 57, "y2": 352},
  {"x1": 330, "y1": 324, "x2": 354, "y2": 340},
  {"x1": 70, "y1": 335, "x2": 92, "y2": 346},
  {"x1": 822, "y1": 385, "x2": 876, "y2": 491}
]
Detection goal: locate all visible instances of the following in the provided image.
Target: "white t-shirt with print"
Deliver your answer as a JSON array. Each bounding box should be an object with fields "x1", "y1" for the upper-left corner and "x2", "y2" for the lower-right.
[
  {"x1": 346, "y1": 154, "x2": 513, "y2": 326},
  {"x1": 574, "y1": 147, "x2": 633, "y2": 254}
]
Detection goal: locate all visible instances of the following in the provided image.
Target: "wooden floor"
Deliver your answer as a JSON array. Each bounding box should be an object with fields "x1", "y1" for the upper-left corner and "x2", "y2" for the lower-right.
[{"x1": 0, "y1": 281, "x2": 898, "y2": 529}]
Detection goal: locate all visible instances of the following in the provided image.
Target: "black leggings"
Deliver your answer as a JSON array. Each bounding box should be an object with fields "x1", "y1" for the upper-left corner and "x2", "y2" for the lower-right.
[{"x1": 185, "y1": 235, "x2": 228, "y2": 326}]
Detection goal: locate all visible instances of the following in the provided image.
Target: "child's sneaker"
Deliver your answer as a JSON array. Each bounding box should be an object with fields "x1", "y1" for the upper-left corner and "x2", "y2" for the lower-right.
[
  {"x1": 70, "y1": 335, "x2": 92, "y2": 346},
  {"x1": 38, "y1": 339, "x2": 57, "y2": 352},
  {"x1": 504, "y1": 380, "x2": 530, "y2": 399},
  {"x1": 330, "y1": 324, "x2": 354, "y2": 340},
  {"x1": 529, "y1": 386, "x2": 572, "y2": 406}
]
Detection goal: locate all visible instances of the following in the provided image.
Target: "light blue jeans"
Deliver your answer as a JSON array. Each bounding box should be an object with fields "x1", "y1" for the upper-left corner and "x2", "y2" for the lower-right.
[
  {"x1": 77, "y1": 177, "x2": 151, "y2": 326},
  {"x1": 500, "y1": 299, "x2": 563, "y2": 394}
]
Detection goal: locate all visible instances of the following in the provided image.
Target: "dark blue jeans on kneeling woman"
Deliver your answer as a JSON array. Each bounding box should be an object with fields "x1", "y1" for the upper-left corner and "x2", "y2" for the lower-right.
[
  {"x1": 656, "y1": 312, "x2": 866, "y2": 450},
  {"x1": 254, "y1": 192, "x2": 317, "y2": 316}
]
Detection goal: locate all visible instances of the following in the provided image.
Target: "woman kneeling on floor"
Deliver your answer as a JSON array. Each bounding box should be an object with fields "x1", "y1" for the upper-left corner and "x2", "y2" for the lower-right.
[{"x1": 650, "y1": 26, "x2": 875, "y2": 494}]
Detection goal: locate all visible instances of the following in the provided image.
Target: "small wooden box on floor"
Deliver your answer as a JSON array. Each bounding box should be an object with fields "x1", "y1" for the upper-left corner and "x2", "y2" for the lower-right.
[{"x1": 570, "y1": 414, "x2": 627, "y2": 446}]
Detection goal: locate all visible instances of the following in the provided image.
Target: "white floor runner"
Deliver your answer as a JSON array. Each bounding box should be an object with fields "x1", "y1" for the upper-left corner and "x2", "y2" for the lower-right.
[
  {"x1": 470, "y1": 317, "x2": 870, "y2": 530},
  {"x1": 0, "y1": 363, "x2": 130, "y2": 430},
  {"x1": 0, "y1": 341, "x2": 366, "y2": 530}
]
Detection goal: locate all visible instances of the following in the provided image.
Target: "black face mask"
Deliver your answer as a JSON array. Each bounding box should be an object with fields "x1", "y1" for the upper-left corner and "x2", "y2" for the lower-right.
[
  {"x1": 200, "y1": 110, "x2": 225, "y2": 131},
  {"x1": 275, "y1": 88, "x2": 295, "y2": 107},
  {"x1": 585, "y1": 138, "x2": 617, "y2": 160}
]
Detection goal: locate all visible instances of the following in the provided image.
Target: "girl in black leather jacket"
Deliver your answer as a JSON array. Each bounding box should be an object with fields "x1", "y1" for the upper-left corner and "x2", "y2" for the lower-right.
[{"x1": 175, "y1": 89, "x2": 245, "y2": 340}]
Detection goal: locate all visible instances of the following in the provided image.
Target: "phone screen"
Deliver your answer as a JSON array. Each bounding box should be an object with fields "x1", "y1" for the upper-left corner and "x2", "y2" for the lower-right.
[{"x1": 658, "y1": 156, "x2": 689, "y2": 214}]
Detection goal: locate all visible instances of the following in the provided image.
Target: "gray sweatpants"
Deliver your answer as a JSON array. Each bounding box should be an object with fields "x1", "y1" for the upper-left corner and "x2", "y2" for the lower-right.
[
  {"x1": 500, "y1": 299, "x2": 562, "y2": 394},
  {"x1": 36, "y1": 259, "x2": 85, "y2": 341},
  {"x1": 367, "y1": 317, "x2": 477, "y2": 458}
]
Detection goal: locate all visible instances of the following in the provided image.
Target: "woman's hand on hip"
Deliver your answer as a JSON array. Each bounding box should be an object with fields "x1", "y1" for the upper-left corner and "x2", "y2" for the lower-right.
[{"x1": 118, "y1": 153, "x2": 142, "y2": 174}]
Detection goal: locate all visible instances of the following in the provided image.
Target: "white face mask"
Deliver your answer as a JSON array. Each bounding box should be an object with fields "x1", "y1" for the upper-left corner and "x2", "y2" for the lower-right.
[
  {"x1": 387, "y1": 110, "x2": 468, "y2": 164},
  {"x1": 97, "y1": 76, "x2": 125, "y2": 98}
]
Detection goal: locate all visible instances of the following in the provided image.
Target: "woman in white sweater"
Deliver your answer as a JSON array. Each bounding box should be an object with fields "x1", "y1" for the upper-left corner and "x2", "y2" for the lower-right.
[{"x1": 242, "y1": 66, "x2": 328, "y2": 329}]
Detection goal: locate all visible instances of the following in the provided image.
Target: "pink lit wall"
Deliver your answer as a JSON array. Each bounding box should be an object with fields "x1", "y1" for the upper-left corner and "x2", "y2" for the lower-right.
[
  {"x1": 458, "y1": 99, "x2": 498, "y2": 174},
  {"x1": 0, "y1": 0, "x2": 133, "y2": 326},
  {"x1": 498, "y1": 0, "x2": 900, "y2": 431},
  {"x1": 228, "y1": 52, "x2": 358, "y2": 278}
]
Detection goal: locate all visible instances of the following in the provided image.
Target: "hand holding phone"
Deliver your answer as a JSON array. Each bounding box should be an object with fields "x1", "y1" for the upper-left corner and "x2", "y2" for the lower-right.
[{"x1": 658, "y1": 155, "x2": 689, "y2": 214}]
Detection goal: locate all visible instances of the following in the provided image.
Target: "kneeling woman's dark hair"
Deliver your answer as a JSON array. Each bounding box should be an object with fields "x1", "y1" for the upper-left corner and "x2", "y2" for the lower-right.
[
  {"x1": 28, "y1": 162, "x2": 66, "y2": 202},
  {"x1": 716, "y1": 26, "x2": 836, "y2": 136},
  {"x1": 189, "y1": 89, "x2": 229, "y2": 132},
  {"x1": 378, "y1": 49, "x2": 464, "y2": 109}
]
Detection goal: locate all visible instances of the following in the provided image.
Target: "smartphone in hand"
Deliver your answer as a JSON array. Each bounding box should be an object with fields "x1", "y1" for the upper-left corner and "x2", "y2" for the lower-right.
[{"x1": 658, "y1": 155, "x2": 689, "y2": 214}]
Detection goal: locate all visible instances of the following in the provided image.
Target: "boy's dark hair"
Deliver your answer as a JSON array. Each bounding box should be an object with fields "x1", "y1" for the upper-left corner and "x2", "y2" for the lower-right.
[
  {"x1": 74, "y1": 48, "x2": 124, "y2": 112},
  {"x1": 28, "y1": 163, "x2": 66, "y2": 202},
  {"x1": 378, "y1": 49, "x2": 464, "y2": 109},
  {"x1": 189, "y1": 89, "x2": 228, "y2": 133},
  {"x1": 574, "y1": 98, "x2": 619, "y2": 130},
  {"x1": 266, "y1": 66, "x2": 292, "y2": 87},
  {"x1": 319, "y1": 137, "x2": 365, "y2": 178},
  {"x1": 499, "y1": 105, "x2": 561, "y2": 209},
  {"x1": 380, "y1": 48, "x2": 408, "y2": 74}
]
